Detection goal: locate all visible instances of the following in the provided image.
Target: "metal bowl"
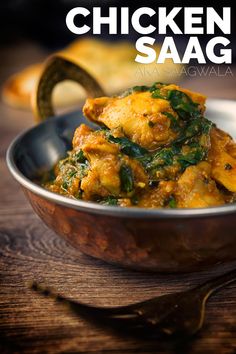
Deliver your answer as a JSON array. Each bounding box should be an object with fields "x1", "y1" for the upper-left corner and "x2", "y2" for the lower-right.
[{"x1": 6, "y1": 98, "x2": 236, "y2": 272}]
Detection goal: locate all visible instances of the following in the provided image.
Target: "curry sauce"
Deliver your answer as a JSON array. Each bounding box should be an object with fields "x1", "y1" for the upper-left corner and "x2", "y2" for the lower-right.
[{"x1": 44, "y1": 83, "x2": 236, "y2": 208}]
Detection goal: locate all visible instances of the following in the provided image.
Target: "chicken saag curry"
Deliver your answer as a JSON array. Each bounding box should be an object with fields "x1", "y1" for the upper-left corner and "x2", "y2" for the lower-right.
[{"x1": 44, "y1": 83, "x2": 236, "y2": 208}]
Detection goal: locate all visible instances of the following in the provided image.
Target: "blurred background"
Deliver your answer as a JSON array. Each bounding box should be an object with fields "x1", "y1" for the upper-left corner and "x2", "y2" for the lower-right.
[{"x1": 0, "y1": 0, "x2": 235, "y2": 138}]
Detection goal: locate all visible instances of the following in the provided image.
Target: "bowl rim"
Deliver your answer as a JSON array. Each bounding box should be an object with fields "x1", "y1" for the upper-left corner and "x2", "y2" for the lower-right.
[{"x1": 6, "y1": 99, "x2": 236, "y2": 219}]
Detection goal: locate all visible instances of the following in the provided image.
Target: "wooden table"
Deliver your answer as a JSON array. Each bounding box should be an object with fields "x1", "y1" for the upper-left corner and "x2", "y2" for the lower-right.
[{"x1": 1, "y1": 42, "x2": 236, "y2": 354}]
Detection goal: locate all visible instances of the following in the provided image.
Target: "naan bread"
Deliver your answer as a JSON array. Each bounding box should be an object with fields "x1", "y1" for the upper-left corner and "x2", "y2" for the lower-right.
[{"x1": 2, "y1": 38, "x2": 182, "y2": 110}]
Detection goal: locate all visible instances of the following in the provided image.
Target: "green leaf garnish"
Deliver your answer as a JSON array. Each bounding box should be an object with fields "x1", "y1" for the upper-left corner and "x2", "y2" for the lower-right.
[
  {"x1": 100, "y1": 196, "x2": 118, "y2": 206},
  {"x1": 168, "y1": 196, "x2": 177, "y2": 208},
  {"x1": 120, "y1": 164, "x2": 134, "y2": 193},
  {"x1": 162, "y1": 112, "x2": 179, "y2": 130},
  {"x1": 178, "y1": 148, "x2": 206, "y2": 170},
  {"x1": 108, "y1": 135, "x2": 148, "y2": 157},
  {"x1": 151, "y1": 89, "x2": 166, "y2": 99},
  {"x1": 76, "y1": 150, "x2": 87, "y2": 163},
  {"x1": 168, "y1": 90, "x2": 200, "y2": 120}
]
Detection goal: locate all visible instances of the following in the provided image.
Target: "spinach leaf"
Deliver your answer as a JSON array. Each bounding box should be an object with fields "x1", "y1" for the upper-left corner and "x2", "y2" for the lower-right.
[
  {"x1": 151, "y1": 148, "x2": 174, "y2": 167},
  {"x1": 132, "y1": 85, "x2": 150, "y2": 92},
  {"x1": 75, "y1": 150, "x2": 87, "y2": 163},
  {"x1": 120, "y1": 164, "x2": 134, "y2": 193},
  {"x1": 68, "y1": 170, "x2": 77, "y2": 178},
  {"x1": 57, "y1": 150, "x2": 90, "y2": 190},
  {"x1": 120, "y1": 85, "x2": 149, "y2": 97},
  {"x1": 149, "y1": 82, "x2": 166, "y2": 92},
  {"x1": 149, "y1": 83, "x2": 167, "y2": 99},
  {"x1": 201, "y1": 118, "x2": 213, "y2": 134},
  {"x1": 168, "y1": 90, "x2": 199, "y2": 120},
  {"x1": 120, "y1": 82, "x2": 166, "y2": 98},
  {"x1": 184, "y1": 118, "x2": 203, "y2": 138},
  {"x1": 151, "y1": 88, "x2": 167, "y2": 99},
  {"x1": 100, "y1": 196, "x2": 118, "y2": 206},
  {"x1": 108, "y1": 135, "x2": 148, "y2": 157},
  {"x1": 168, "y1": 196, "x2": 177, "y2": 208},
  {"x1": 162, "y1": 112, "x2": 179, "y2": 130},
  {"x1": 178, "y1": 148, "x2": 206, "y2": 170},
  {"x1": 62, "y1": 181, "x2": 68, "y2": 190}
]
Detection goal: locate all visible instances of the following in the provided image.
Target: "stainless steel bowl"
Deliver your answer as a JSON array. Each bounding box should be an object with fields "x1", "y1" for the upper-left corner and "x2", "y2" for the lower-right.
[{"x1": 6, "y1": 98, "x2": 236, "y2": 272}]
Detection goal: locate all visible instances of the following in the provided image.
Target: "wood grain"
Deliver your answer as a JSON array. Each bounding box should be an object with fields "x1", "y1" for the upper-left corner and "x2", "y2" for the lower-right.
[{"x1": 1, "y1": 42, "x2": 236, "y2": 354}]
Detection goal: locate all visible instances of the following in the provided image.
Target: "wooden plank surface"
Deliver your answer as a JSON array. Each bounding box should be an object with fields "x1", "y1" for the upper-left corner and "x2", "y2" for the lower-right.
[{"x1": 1, "y1": 42, "x2": 236, "y2": 354}]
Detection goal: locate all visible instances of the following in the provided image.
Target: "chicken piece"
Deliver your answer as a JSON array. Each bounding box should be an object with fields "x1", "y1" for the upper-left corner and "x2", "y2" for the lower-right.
[
  {"x1": 83, "y1": 92, "x2": 175, "y2": 150},
  {"x1": 74, "y1": 127, "x2": 148, "y2": 200},
  {"x1": 208, "y1": 128, "x2": 236, "y2": 192},
  {"x1": 226, "y1": 142, "x2": 236, "y2": 159},
  {"x1": 176, "y1": 162, "x2": 225, "y2": 208},
  {"x1": 83, "y1": 84, "x2": 206, "y2": 150},
  {"x1": 73, "y1": 125, "x2": 121, "y2": 197},
  {"x1": 72, "y1": 123, "x2": 94, "y2": 149},
  {"x1": 138, "y1": 181, "x2": 176, "y2": 208},
  {"x1": 74, "y1": 129, "x2": 120, "y2": 198}
]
